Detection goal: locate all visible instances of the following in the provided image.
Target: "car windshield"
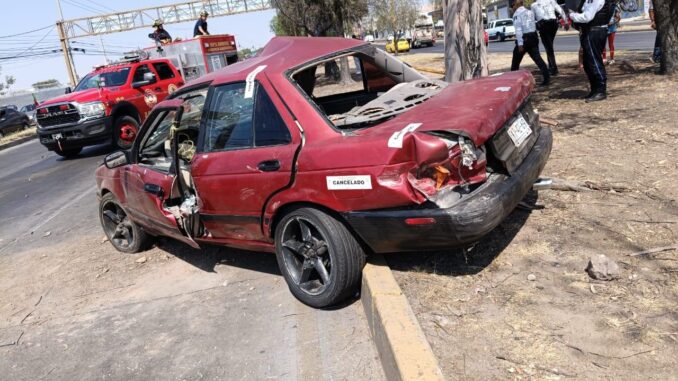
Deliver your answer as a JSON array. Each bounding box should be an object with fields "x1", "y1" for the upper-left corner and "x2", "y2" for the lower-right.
[
  {"x1": 291, "y1": 45, "x2": 448, "y2": 130},
  {"x1": 74, "y1": 67, "x2": 131, "y2": 91},
  {"x1": 21, "y1": 105, "x2": 36, "y2": 112}
]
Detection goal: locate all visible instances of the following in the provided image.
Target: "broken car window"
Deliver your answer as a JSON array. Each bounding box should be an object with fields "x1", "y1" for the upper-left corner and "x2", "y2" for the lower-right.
[
  {"x1": 203, "y1": 82, "x2": 254, "y2": 151},
  {"x1": 290, "y1": 46, "x2": 444, "y2": 130}
]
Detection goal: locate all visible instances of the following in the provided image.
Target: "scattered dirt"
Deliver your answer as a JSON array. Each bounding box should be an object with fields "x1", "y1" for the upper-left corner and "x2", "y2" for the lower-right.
[{"x1": 390, "y1": 51, "x2": 678, "y2": 380}]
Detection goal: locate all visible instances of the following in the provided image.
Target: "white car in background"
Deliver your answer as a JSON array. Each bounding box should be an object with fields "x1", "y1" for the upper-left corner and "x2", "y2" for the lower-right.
[
  {"x1": 363, "y1": 34, "x2": 375, "y2": 43},
  {"x1": 485, "y1": 19, "x2": 515, "y2": 42}
]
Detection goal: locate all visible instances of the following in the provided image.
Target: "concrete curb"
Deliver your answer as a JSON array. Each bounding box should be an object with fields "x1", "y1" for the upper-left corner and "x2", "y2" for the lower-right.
[
  {"x1": 362, "y1": 253, "x2": 445, "y2": 381},
  {"x1": 0, "y1": 135, "x2": 37, "y2": 152}
]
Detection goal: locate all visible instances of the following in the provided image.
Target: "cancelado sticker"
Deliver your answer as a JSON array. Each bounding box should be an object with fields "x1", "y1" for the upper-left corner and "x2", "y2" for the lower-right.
[{"x1": 326, "y1": 176, "x2": 372, "y2": 190}]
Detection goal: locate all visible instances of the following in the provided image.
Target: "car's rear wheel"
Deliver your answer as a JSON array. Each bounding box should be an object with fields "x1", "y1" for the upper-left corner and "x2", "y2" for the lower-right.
[
  {"x1": 99, "y1": 192, "x2": 154, "y2": 253},
  {"x1": 274, "y1": 207, "x2": 365, "y2": 308},
  {"x1": 54, "y1": 146, "x2": 82, "y2": 158},
  {"x1": 114, "y1": 115, "x2": 139, "y2": 150}
]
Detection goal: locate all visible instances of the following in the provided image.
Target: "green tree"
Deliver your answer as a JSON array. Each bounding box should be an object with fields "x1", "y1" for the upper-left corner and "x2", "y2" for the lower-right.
[
  {"x1": 271, "y1": 0, "x2": 368, "y2": 37},
  {"x1": 372, "y1": 0, "x2": 420, "y2": 53}
]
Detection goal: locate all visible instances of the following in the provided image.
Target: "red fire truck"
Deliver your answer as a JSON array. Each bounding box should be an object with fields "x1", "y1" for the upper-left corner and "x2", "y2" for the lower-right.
[{"x1": 144, "y1": 34, "x2": 239, "y2": 82}]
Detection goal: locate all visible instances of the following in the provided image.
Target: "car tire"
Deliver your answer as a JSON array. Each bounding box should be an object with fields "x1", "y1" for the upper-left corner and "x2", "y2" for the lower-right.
[
  {"x1": 114, "y1": 115, "x2": 140, "y2": 150},
  {"x1": 0, "y1": 131, "x2": 5, "y2": 138},
  {"x1": 54, "y1": 146, "x2": 82, "y2": 158},
  {"x1": 499, "y1": 33, "x2": 506, "y2": 42},
  {"x1": 99, "y1": 192, "x2": 154, "y2": 253},
  {"x1": 22, "y1": 122, "x2": 29, "y2": 130},
  {"x1": 274, "y1": 207, "x2": 366, "y2": 308}
]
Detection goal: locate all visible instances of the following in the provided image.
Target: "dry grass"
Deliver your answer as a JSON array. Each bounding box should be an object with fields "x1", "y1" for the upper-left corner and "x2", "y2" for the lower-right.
[
  {"x1": 390, "y1": 52, "x2": 678, "y2": 380},
  {"x1": 0, "y1": 127, "x2": 36, "y2": 146}
]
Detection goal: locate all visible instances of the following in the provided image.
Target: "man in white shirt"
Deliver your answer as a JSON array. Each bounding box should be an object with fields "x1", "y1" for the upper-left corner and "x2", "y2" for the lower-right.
[
  {"x1": 531, "y1": 0, "x2": 567, "y2": 75},
  {"x1": 511, "y1": 0, "x2": 550, "y2": 86},
  {"x1": 568, "y1": 0, "x2": 611, "y2": 102}
]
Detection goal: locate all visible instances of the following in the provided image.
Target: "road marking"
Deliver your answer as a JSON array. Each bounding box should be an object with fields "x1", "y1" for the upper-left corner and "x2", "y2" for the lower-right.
[
  {"x1": 0, "y1": 186, "x2": 95, "y2": 254},
  {"x1": 0, "y1": 138, "x2": 41, "y2": 156}
]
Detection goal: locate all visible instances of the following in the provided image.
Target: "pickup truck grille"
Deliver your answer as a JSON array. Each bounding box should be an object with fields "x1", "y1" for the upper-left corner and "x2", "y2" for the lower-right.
[{"x1": 37, "y1": 104, "x2": 80, "y2": 128}]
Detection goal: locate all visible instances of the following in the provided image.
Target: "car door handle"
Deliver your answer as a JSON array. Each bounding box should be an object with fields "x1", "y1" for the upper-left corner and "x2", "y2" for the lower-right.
[
  {"x1": 257, "y1": 160, "x2": 280, "y2": 172},
  {"x1": 154, "y1": 87, "x2": 162, "y2": 91},
  {"x1": 144, "y1": 183, "x2": 164, "y2": 198}
]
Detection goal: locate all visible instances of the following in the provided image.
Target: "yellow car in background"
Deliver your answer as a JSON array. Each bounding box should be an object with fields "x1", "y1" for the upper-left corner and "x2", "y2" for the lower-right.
[{"x1": 385, "y1": 38, "x2": 410, "y2": 53}]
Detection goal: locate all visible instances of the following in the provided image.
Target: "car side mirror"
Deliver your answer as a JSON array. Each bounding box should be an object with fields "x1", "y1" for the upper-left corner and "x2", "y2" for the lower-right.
[
  {"x1": 104, "y1": 150, "x2": 130, "y2": 169},
  {"x1": 64, "y1": 87, "x2": 72, "y2": 94},
  {"x1": 132, "y1": 73, "x2": 156, "y2": 89}
]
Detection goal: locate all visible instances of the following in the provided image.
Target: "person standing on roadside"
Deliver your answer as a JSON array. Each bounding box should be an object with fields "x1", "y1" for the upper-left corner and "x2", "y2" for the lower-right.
[
  {"x1": 194, "y1": 10, "x2": 210, "y2": 37},
  {"x1": 602, "y1": 0, "x2": 621, "y2": 65},
  {"x1": 531, "y1": 0, "x2": 567, "y2": 76},
  {"x1": 511, "y1": 0, "x2": 551, "y2": 86},
  {"x1": 648, "y1": 1, "x2": 661, "y2": 63},
  {"x1": 568, "y1": 0, "x2": 611, "y2": 102}
]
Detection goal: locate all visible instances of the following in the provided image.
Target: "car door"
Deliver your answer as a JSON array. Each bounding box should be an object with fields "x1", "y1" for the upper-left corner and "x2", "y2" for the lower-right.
[
  {"x1": 190, "y1": 79, "x2": 300, "y2": 243},
  {"x1": 130, "y1": 63, "x2": 161, "y2": 114},
  {"x1": 151, "y1": 61, "x2": 177, "y2": 102},
  {"x1": 122, "y1": 101, "x2": 201, "y2": 248}
]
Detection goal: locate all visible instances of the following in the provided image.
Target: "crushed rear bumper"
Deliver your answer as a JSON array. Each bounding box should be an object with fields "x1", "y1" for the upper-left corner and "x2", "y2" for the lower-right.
[{"x1": 342, "y1": 127, "x2": 552, "y2": 253}]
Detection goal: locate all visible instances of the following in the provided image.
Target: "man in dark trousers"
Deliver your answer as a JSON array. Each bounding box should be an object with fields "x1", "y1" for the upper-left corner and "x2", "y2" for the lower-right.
[
  {"x1": 194, "y1": 11, "x2": 210, "y2": 37},
  {"x1": 511, "y1": 0, "x2": 550, "y2": 86},
  {"x1": 569, "y1": 0, "x2": 610, "y2": 102},
  {"x1": 531, "y1": 0, "x2": 567, "y2": 75}
]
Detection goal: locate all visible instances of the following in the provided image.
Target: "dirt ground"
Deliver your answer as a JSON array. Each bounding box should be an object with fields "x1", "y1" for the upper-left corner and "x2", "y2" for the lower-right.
[{"x1": 391, "y1": 52, "x2": 678, "y2": 380}]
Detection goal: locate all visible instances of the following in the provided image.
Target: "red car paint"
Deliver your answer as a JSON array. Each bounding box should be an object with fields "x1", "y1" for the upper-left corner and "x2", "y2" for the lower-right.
[{"x1": 96, "y1": 37, "x2": 551, "y2": 255}]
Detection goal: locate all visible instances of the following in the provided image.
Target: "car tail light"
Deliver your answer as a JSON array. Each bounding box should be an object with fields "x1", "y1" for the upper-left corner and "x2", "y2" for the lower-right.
[
  {"x1": 407, "y1": 135, "x2": 488, "y2": 203},
  {"x1": 405, "y1": 217, "x2": 436, "y2": 225},
  {"x1": 59, "y1": 104, "x2": 70, "y2": 111},
  {"x1": 38, "y1": 108, "x2": 47, "y2": 114}
]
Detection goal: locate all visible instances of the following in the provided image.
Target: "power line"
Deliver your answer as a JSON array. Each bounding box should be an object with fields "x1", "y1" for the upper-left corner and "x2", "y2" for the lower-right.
[
  {"x1": 12, "y1": 26, "x2": 57, "y2": 60},
  {"x1": 83, "y1": 0, "x2": 117, "y2": 13},
  {"x1": 0, "y1": 25, "x2": 54, "y2": 39}
]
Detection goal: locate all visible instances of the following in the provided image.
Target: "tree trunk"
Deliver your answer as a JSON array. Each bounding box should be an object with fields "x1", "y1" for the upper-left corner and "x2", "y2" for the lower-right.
[
  {"x1": 338, "y1": 56, "x2": 354, "y2": 85},
  {"x1": 653, "y1": 0, "x2": 677, "y2": 75},
  {"x1": 443, "y1": 0, "x2": 488, "y2": 82}
]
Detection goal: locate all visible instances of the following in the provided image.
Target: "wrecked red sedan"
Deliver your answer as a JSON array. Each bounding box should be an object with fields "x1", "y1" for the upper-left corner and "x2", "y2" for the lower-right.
[{"x1": 96, "y1": 37, "x2": 552, "y2": 307}]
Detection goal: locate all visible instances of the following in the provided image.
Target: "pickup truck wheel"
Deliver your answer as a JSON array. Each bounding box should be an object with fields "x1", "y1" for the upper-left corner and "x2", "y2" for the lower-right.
[
  {"x1": 275, "y1": 208, "x2": 365, "y2": 308},
  {"x1": 499, "y1": 33, "x2": 506, "y2": 42},
  {"x1": 99, "y1": 193, "x2": 154, "y2": 253},
  {"x1": 114, "y1": 116, "x2": 139, "y2": 150},
  {"x1": 54, "y1": 146, "x2": 82, "y2": 158}
]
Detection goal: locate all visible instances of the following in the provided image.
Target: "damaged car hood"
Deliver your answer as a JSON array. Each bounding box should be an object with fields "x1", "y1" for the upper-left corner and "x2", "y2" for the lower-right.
[{"x1": 355, "y1": 70, "x2": 534, "y2": 147}]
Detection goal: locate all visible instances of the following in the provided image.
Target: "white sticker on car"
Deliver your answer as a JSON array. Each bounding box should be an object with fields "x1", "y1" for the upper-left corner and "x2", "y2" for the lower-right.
[
  {"x1": 494, "y1": 86, "x2": 511, "y2": 92},
  {"x1": 244, "y1": 65, "x2": 267, "y2": 99},
  {"x1": 326, "y1": 176, "x2": 372, "y2": 190},
  {"x1": 387, "y1": 123, "x2": 422, "y2": 148},
  {"x1": 491, "y1": 72, "x2": 505, "y2": 77}
]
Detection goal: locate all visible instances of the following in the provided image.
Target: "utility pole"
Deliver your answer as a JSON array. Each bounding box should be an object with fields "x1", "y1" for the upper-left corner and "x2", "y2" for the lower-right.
[{"x1": 56, "y1": 0, "x2": 78, "y2": 87}]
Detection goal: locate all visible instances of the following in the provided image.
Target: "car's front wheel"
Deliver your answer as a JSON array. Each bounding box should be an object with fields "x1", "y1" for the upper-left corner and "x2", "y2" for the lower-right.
[
  {"x1": 99, "y1": 192, "x2": 154, "y2": 253},
  {"x1": 274, "y1": 207, "x2": 365, "y2": 308},
  {"x1": 114, "y1": 115, "x2": 139, "y2": 150}
]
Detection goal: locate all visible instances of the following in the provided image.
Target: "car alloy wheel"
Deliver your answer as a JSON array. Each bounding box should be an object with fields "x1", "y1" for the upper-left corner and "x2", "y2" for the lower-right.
[
  {"x1": 281, "y1": 216, "x2": 332, "y2": 296},
  {"x1": 114, "y1": 116, "x2": 139, "y2": 150},
  {"x1": 99, "y1": 193, "x2": 153, "y2": 253},
  {"x1": 275, "y1": 207, "x2": 365, "y2": 308}
]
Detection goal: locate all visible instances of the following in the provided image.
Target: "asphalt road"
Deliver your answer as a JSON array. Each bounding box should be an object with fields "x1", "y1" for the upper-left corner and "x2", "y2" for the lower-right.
[
  {"x1": 395, "y1": 29, "x2": 656, "y2": 54},
  {"x1": 0, "y1": 140, "x2": 384, "y2": 380}
]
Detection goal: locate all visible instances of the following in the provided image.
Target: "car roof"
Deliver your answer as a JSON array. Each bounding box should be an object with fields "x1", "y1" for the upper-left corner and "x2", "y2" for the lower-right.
[{"x1": 184, "y1": 37, "x2": 367, "y2": 87}]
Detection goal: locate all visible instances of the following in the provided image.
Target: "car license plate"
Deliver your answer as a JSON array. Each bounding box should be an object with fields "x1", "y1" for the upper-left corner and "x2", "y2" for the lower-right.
[
  {"x1": 507, "y1": 114, "x2": 532, "y2": 147},
  {"x1": 52, "y1": 133, "x2": 62, "y2": 140}
]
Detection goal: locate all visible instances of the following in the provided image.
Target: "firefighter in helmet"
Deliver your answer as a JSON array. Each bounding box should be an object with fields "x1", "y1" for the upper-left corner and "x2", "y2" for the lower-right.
[
  {"x1": 194, "y1": 10, "x2": 210, "y2": 37},
  {"x1": 149, "y1": 19, "x2": 172, "y2": 44}
]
